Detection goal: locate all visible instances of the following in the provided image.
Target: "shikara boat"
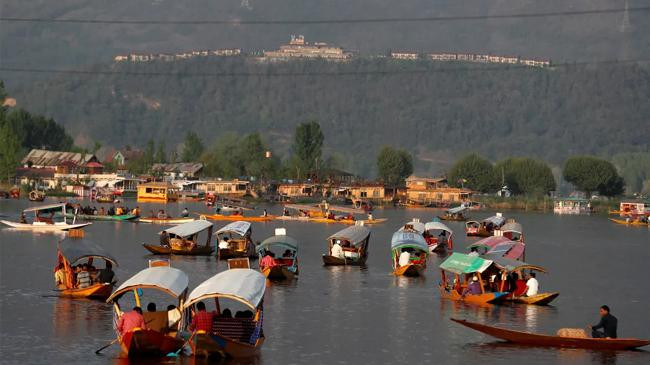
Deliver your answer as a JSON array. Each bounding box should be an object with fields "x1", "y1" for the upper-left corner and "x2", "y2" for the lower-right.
[
  {"x1": 143, "y1": 219, "x2": 215, "y2": 255},
  {"x1": 322, "y1": 224, "x2": 371, "y2": 266},
  {"x1": 183, "y1": 269, "x2": 267, "y2": 358},
  {"x1": 139, "y1": 217, "x2": 195, "y2": 224},
  {"x1": 106, "y1": 266, "x2": 189, "y2": 357},
  {"x1": 391, "y1": 231, "x2": 428, "y2": 277},
  {"x1": 465, "y1": 213, "x2": 506, "y2": 237},
  {"x1": 55, "y1": 233, "x2": 118, "y2": 299},
  {"x1": 483, "y1": 253, "x2": 559, "y2": 305},
  {"x1": 28, "y1": 190, "x2": 45, "y2": 201},
  {"x1": 257, "y1": 228, "x2": 299, "y2": 280},
  {"x1": 450, "y1": 318, "x2": 650, "y2": 350},
  {"x1": 1, "y1": 203, "x2": 91, "y2": 231},
  {"x1": 216, "y1": 221, "x2": 256, "y2": 259},
  {"x1": 398, "y1": 219, "x2": 426, "y2": 235},
  {"x1": 439, "y1": 253, "x2": 508, "y2": 305},
  {"x1": 424, "y1": 220, "x2": 453, "y2": 252},
  {"x1": 309, "y1": 216, "x2": 387, "y2": 225},
  {"x1": 609, "y1": 218, "x2": 650, "y2": 227},
  {"x1": 64, "y1": 212, "x2": 138, "y2": 221},
  {"x1": 494, "y1": 220, "x2": 524, "y2": 242},
  {"x1": 438, "y1": 205, "x2": 469, "y2": 221},
  {"x1": 467, "y1": 236, "x2": 525, "y2": 260},
  {"x1": 95, "y1": 193, "x2": 115, "y2": 203},
  {"x1": 201, "y1": 213, "x2": 275, "y2": 222}
]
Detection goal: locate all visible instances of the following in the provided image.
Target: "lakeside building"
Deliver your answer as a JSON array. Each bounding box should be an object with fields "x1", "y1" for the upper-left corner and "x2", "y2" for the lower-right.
[
  {"x1": 405, "y1": 175, "x2": 473, "y2": 205},
  {"x1": 152, "y1": 163, "x2": 204, "y2": 179},
  {"x1": 262, "y1": 35, "x2": 352, "y2": 61},
  {"x1": 198, "y1": 179, "x2": 250, "y2": 197},
  {"x1": 277, "y1": 182, "x2": 318, "y2": 198}
]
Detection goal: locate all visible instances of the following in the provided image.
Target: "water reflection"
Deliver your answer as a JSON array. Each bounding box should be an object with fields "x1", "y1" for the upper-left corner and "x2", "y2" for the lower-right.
[{"x1": 53, "y1": 298, "x2": 113, "y2": 337}]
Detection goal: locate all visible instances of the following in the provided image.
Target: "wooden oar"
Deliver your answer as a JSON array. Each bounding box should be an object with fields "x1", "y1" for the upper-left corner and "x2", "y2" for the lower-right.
[
  {"x1": 167, "y1": 331, "x2": 196, "y2": 357},
  {"x1": 95, "y1": 338, "x2": 118, "y2": 354}
]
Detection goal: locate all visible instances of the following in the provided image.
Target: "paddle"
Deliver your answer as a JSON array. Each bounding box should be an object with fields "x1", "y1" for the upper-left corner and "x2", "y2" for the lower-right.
[
  {"x1": 95, "y1": 338, "x2": 118, "y2": 354},
  {"x1": 167, "y1": 331, "x2": 196, "y2": 357}
]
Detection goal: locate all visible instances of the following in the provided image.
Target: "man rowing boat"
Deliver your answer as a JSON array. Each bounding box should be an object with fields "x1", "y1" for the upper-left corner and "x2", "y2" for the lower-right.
[{"x1": 590, "y1": 305, "x2": 617, "y2": 338}]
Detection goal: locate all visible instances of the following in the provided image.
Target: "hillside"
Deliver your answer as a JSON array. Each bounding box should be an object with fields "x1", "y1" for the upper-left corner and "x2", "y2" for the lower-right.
[{"x1": 9, "y1": 57, "x2": 650, "y2": 176}]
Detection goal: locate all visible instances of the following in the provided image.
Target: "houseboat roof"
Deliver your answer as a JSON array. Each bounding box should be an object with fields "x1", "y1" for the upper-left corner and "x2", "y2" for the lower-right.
[
  {"x1": 107, "y1": 267, "x2": 189, "y2": 302},
  {"x1": 21, "y1": 149, "x2": 97, "y2": 167},
  {"x1": 139, "y1": 181, "x2": 175, "y2": 188},
  {"x1": 161, "y1": 220, "x2": 213, "y2": 238},
  {"x1": 184, "y1": 269, "x2": 266, "y2": 310}
]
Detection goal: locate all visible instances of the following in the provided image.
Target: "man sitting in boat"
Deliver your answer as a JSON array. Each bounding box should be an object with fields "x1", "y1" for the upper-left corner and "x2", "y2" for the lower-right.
[
  {"x1": 160, "y1": 231, "x2": 170, "y2": 247},
  {"x1": 181, "y1": 208, "x2": 190, "y2": 218},
  {"x1": 54, "y1": 263, "x2": 66, "y2": 289},
  {"x1": 331, "y1": 240, "x2": 345, "y2": 259},
  {"x1": 97, "y1": 262, "x2": 115, "y2": 284},
  {"x1": 590, "y1": 305, "x2": 617, "y2": 338},
  {"x1": 398, "y1": 248, "x2": 412, "y2": 267},
  {"x1": 282, "y1": 249, "x2": 294, "y2": 258},
  {"x1": 189, "y1": 301, "x2": 214, "y2": 333},
  {"x1": 524, "y1": 272, "x2": 539, "y2": 297},
  {"x1": 461, "y1": 276, "x2": 482, "y2": 297},
  {"x1": 19, "y1": 212, "x2": 27, "y2": 224},
  {"x1": 260, "y1": 250, "x2": 278, "y2": 270},
  {"x1": 76, "y1": 264, "x2": 92, "y2": 288},
  {"x1": 117, "y1": 306, "x2": 147, "y2": 336}
]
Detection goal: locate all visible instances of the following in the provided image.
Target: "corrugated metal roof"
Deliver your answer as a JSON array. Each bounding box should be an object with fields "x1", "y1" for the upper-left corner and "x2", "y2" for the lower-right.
[
  {"x1": 151, "y1": 163, "x2": 204, "y2": 174},
  {"x1": 21, "y1": 149, "x2": 97, "y2": 168}
]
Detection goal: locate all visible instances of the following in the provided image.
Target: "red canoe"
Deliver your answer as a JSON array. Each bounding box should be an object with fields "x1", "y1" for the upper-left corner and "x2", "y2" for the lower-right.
[{"x1": 451, "y1": 318, "x2": 650, "y2": 351}]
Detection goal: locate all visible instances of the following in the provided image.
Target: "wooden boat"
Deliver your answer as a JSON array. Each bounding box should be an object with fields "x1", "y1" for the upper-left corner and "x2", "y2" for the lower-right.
[
  {"x1": 612, "y1": 201, "x2": 650, "y2": 217},
  {"x1": 309, "y1": 217, "x2": 387, "y2": 225},
  {"x1": 466, "y1": 213, "x2": 506, "y2": 237},
  {"x1": 439, "y1": 253, "x2": 508, "y2": 305},
  {"x1": 494, "y1": 220, "x2": 524, "y2": 242},
  {"x1": 257, "y1": 228, "x2": 299, "y2": 280},
  {"x1": 438, "y1": 205, "x2": 469, "y2": 221},
  {"x1": 28, "y1": 190, "x2": 46, "y2": 201},
  {"x1": 1, "y1": 203, "x2": 91, "y2": 231},
  {"x1": 106, "y1": 266, "x2": 189, "y2": 357},
  {"x1": 609, "y1": 218, "x2": 650, "y2": 227},
  {"x1": 95, "y1": 193, "x2": 115, "y2": 203},
  {"x1": 323, "y1": 224, "x2": 371, "y2": 266},
  {"x1": 424, "y1": 220, "x2": 453, "y2": 252},
  {"x1": 391, "y1": 230, "x2": 428, "y2": 277},
  {"x1": 139, "y1": 217, "x2": 195, "y2": 224},
  {"x1": 510, "y1": 292, "x2": 560, "y2": 305},
  {"x1": 450, "y1": 318, "x2": 650, "y2": 350},
  {"x1": 216, "y1": 221, "x2": 256, "y2": 259},
  {"x1": 55, "y1": 233, "x2": 118, "y2": 299},
  {"x1": 137, "y1": 182, "x2": 179, "y2": 202},
  {"x1": 143, "y1": 219, "x2": 215, "y2": 256},
  {"x1": 183, "y1": 269, "x2": 266, "y2": 358},
  {"x1": 201, "y1": 213, "x2": 275, "y2": 222},
  {"x1": 64, "y1": 212, "x2": 138, "y2": 221}
]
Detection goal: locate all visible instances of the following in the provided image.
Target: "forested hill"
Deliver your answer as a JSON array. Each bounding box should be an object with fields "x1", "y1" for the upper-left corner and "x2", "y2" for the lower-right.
[{"x1": 10, "y1": 58, "x2": 650, "y2": 176}]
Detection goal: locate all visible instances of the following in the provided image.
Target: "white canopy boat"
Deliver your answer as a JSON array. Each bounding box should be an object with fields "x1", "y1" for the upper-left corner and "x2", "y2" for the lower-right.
[{"x1": 1, "y1": 203, "x2": 91, "y2": 231}]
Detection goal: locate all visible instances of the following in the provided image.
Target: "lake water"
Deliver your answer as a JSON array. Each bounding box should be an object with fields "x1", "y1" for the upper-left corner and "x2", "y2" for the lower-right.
[{"x1": 1, "y1": 198, "x2": 649, "y2": 364}]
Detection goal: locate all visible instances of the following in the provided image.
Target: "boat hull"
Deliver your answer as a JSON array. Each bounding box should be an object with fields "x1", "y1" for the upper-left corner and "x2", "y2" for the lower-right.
[
  {"x1": 58, "y1": 283, "x2": 114, "y2": 299},
  {"x1": 0, "y1": 220, "x2": 91, "y2": 231},
  {"x1": 192, "y1": 333, "x2": 264, "y2": 358},
  {"x1": 64, "y1": 213, "x2": 138, "y2": 221},
  {"x1": 322, "y1": 254, "x2": 366, "y2": 266},
  {"x1": 142, "y1": 244, "x2": 214, "y2": 256},
  {"x1": 509, "y1": 292, "x2": 560, "y2": 305},
  {"x1": 138, "y1": 217, "x2": 195, "y2": 224},
  {"x1": 609, "y1": 218, "x2": 650, "y2": 227},
  {"x1": 202, "y1": 214, "x2": 275, "y2": 222},
  {"x1": 440, "y1": 286, "x2": 508, "y2": 304},
  {"x1": 393, "y1": 263, "x2": 425, "y2": 277},
  {"x1": 261, "y1": 266, "x2": 297, "y2": 280},
  {"x1": 438, "y1": 216, "x2": 467, "y2": 222},
  {"x1": 450, "y1": 318, "x2": 650, "y2": 350},
  {"x1": 120, "y1": 329, "x2": 184, "y2": 357}
]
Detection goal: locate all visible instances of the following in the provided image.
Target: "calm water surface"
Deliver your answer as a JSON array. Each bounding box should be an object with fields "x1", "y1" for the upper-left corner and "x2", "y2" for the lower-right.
[{"x1": 1, "y1": 199, "x2": 649, "y2": 364}]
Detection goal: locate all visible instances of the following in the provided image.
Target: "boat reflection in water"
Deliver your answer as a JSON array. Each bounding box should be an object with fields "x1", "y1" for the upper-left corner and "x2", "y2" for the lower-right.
[{"x1": 52, "y1": 298, "x2": 113, "y2": 338}]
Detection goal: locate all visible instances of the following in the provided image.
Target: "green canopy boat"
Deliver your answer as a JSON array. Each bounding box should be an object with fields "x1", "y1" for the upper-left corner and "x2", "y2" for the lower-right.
[{"x1": 64, "y1": 213, "x2": 138, "y2": 221}]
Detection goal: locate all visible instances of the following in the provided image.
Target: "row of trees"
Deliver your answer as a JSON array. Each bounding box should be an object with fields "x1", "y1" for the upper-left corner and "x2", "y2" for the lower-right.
[{"x1": 448, "y1": 153, "x2": 626, "y2": 197}]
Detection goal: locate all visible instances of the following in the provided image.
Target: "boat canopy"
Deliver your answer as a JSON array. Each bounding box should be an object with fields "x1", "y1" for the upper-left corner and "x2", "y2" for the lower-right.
[
  {"x1": 391, "y1": 231, "x2": 428, "y2": 252},
  {"x1": 24, "y1": 203, "x2": 66, "y2": 212},
  {"x1": 483, "y1": 254, "x2": 547, "y2": 273},
  {"x1": 501, "y1": 222, "x2": 523, "y2": 234},
  {"x1": 399, "y1": 220, "x2": 425, "y2": 234},
  {"x1": 328, "y1": 225, "x2": 371, "y2": 247},
  {"x1": 284, "y1": 204, "x2": 322, "y2": 212},
  {"x1": 258, "y1": 233, "x2": 299, "y2": 252},
  {"x1": 160, "y1": 220, "x2": 213, "y2": 238},
  {"x1": 216, "y1": 221, "x2": 251, "y2": 236},
  {"x1": 447, "y1": 205, "x2": 467, "y2": 214},
  {"x1": 424, "y1": 221, "x2": 453, "y2": 235},
  {"x1": 440, "y1": 252, "x2": 493, "y2": 275},
  {"x1": 184, "y1": 269, "x2": 266, "y2": 310},
  {"x1": 483, "y1": 215, "x2": 506, "y2": 226},
  {"x1": 107, "y1": 267, "x2": 189, "y2": 302},
  {"x1": 327, "y1": 205, "x2": 365, "y2": 214},
  {"x1": 467, "y1": 236, "x2": 511, "y2": 250},
  {"x1": 59, "y1": 237, "x2": 118, "y2": 266},
  {"x1": 487, "y1": 241, "x2": 525, "y2": 260}
]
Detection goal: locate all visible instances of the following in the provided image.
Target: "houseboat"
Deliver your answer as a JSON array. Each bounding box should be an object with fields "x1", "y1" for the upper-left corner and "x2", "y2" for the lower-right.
[
  {"x1": 137, "y1": 182, "x2": 179, "y2": 202},
  {"x1": 611, "y1": 201, "x2": 650, "y2": 217},
  {"x1": 553, "y1": 197, "x2": 592, "y2": 215}
]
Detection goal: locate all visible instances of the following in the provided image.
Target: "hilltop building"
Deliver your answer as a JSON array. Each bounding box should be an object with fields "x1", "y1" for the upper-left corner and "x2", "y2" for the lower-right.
[{"x1": 263, "y1": 35, "x2": 352, "y2": 61}]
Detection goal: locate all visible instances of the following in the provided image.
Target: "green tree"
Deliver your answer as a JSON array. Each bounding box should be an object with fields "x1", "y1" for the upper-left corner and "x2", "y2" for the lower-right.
[
  {"x1": 494, "y1": 157, "x2": 556, "y2": 196},
  {"x1": 181, "y1": 132, "x2": 204, "y2": 162},
  {"x1": 0, "y1": 122, "x2": 21, "y2": 182},
  {"x1": 200, "y1": 133, "x2": 242, "y2": 178},
  {"x1": 292, "y1": 121, "x2": 324, "y2": 177},
  {"x1": 563, "y1": 156, "x2": 625, "y2": 197},
  {"x1": 155, "y1": 143, "x2": 166, "y2": 164},
  {"x1": 144, "y1": 139, "x2": 155, "y2": 167},
  {"x1": 448, "y1": 153, "x2": 498, "y2": 193},
  {"x1": 376, "y1": 146, "x2": 413, "y2": 185},
  {"x1": 612, "y1": 152, "x2": 650, "y2": 194}
]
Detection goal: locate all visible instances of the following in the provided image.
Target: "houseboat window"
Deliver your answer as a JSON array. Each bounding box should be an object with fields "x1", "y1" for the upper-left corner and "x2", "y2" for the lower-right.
[
  {"x1": 360, "y1": 191, "x2": 368, "y2": 198},
  {"x1": 436, "y1": 193, "x2": 443, "y2": 200},
  {"x1": 237, "y1": 184, "x2": 247, "y2": 191},
  {"x1": 372, "y1": 190, "x2": 380, "y2": 198},
  {"x1": 146, "y1": 188, "x2": 153, "y2": 193},
  {"x1": 304, "y1": 188, "x2": 312, "y2": 194}
]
